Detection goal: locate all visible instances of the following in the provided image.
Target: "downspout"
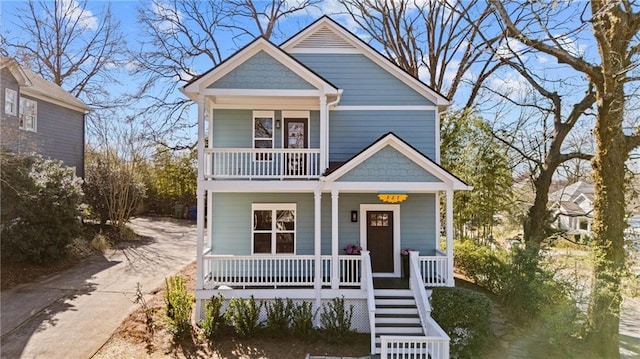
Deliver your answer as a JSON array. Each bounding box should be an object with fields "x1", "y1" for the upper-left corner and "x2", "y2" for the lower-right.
[{"x1": 324, "y1": 90, "x2": 343, "y2": 171}]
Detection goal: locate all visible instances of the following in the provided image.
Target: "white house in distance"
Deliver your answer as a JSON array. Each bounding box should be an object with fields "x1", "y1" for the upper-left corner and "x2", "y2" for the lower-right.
[
  {"x1": 549, "y1": 180, "x2": 594, "y2": 241},
  {"x1": 181, "y1": 16, "x2": 471, "y2": 357}
]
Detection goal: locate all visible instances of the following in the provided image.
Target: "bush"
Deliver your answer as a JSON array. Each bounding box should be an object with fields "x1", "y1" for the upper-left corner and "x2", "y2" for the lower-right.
[
  {"x1": 164, "y1": 275, "x2": 194, "y2": 339},
  {"x1": 199, "y1": 294, "x2": 226, "y2": 341},
  {"x1": 264, "y1": 298, "x2": 293, "y2": 337},
  {"x1": 319, "y1": 296, "x2": 354, "y2": 343},
  {"x1": 0, "y1": 151, "x2": 84, "y2": 264},
  {"x1": 431, "y1": 287, "x2": 491, "y2": 359},
  {"x1": 225, "y1": 296, "x2": 262, "y2": 337},
  {"x1": 291, "y1": 300, "x2": 315, "y2": 340}
]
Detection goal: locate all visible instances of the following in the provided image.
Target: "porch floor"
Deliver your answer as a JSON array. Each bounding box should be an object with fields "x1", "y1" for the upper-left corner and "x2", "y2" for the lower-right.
[{"x1": 373, "y1": 277, "x2": 409, "y2": 289}]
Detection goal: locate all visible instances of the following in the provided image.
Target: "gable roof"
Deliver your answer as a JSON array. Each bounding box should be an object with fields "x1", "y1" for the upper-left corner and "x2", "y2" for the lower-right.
[
  {"x1": 549, "y1": 180, "x2": 594, "y2": 203},
  {"x1": 181, "y1": 37, "x2": 339, "y2": 100},
  {"x1": 1, "y1": 57, "x2": 89, "y2": 112},
  {"x1": 281, "y1": 16, "x2": 450, "y2": 111},
  {"x1": 324, "y1": 132, "x2": 470, "y2": 190}
]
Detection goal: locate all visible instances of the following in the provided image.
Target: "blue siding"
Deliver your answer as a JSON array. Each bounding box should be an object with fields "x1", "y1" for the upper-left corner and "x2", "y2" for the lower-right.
[
  {"x1": 293, "y1": 54, "x2": 433, "y2": 106},
  {"x1": 211, "y1": 192, "x2": 437, "y2": 256},
  {"x1": 209, "y1": 51, "x2": 316, "y2": 90},
  {"x1": 329, "y1": 110, "x2": 436, "y2": 161},
  {"x1": 337, "y1": 146, "x2": 442, "y2": 182},
  {"x1": 212, "y1": 109, "x2": 319, "y2": 149}
]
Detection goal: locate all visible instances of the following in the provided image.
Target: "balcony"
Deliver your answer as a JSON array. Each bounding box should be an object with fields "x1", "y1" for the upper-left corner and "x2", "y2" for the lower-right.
[{"x1": 204, "y1": 148, "x2": 321, "y2": 180}]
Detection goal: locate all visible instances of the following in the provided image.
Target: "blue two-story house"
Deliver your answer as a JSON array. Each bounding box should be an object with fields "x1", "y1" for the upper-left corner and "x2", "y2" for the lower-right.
[{"x1": 181, "y1": 16, "x2": 469, "y2": 357}]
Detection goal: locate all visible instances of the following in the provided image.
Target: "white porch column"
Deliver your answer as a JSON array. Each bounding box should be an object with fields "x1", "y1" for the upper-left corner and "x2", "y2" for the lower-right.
[
  {"x1": 331, "y1": 189, "x2": 340, "y2": 289},
  {"x1": 319, "y1": 95, "x2": 328, "y2": 171},
  {"x1": 435, "y1": 192, "x2": 441, "y2": 251},
  {"x1": 314, "y1": 188, "x2": 322, "y2": 317},
  {"x1": 195, "y1": 95, "x2": 206, "y2": 319},
  {"x1": 445, "y1": 190, "x2": 454, "y2": 287}
]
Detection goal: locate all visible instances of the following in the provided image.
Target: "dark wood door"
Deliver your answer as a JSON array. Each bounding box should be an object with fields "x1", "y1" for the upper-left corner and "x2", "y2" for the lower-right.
[
  {"x1": 367, "y1": 211, "x2": 394, "y2": 273},
  {"x1": 284, "y1": 118, "x2": 308, "y2": 175}
]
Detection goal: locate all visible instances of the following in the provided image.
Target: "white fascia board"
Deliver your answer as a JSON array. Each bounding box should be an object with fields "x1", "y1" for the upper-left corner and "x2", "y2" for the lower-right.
[
  {"x1": 202, "y1": 88, "x2": 321, "y2": 97},
  {"x1": 20, "y1": 88, "x2": 89, "y2": 113},
  {"x1": 184, "y1": 39, "x2": 338, "y2": 96},
  {"x1": 323, "y1": 182, "x2": 454, "y2": 192},
  {"x1": 325, "y1": 134, "x2": 468, "y2": 190},
  {"x1": 200, "y1": 180, "x2": 319, "y2": 192},
  {"x1": 282, "y1": 18, "x2": 449, "y2": 108}
]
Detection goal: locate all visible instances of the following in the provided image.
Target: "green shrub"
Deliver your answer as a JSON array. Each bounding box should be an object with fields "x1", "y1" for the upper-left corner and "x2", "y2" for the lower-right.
[
  {"x1": 164, "y1": 275, "x2": 194, "y2": 339},
  {"x1": 431, "y1": 287, "x2": 491, "y2": 359},
  {"x1": 225, "y1": 296, "x2": 262, "y2": 337},
  {"x1": 264, "y1": 298, "x2": 293, "y2": 337},
  {"x1": 319, "y1": 296, "x2": 353, "y2": 343},
  {"x1": 291, "y1": 300, "x2": 315, "y2": 340},
  {"x1": 0, "y1": 151, "x2": 84, "y2": 264},
  {"x1": 199, "y1": 294, "x2": 226, "y2": 341}
]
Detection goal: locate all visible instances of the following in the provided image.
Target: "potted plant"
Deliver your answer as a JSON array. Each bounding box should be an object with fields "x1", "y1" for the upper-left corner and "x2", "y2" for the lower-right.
[
  {"x1": 401, "y1": 248, "x2": 413, "y2": 278},
  {"x1": 343, "y1": 244, "x2": 362, "y2": 255}
]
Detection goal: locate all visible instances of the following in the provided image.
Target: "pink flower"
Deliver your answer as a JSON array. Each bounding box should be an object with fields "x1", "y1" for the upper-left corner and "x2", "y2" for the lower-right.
[
  {"x1": 344, "y1": 244, "x2": 362, "y2": 255},
  {"x1": 401, "y1": 248, "x2": 414, "y2": 256}
]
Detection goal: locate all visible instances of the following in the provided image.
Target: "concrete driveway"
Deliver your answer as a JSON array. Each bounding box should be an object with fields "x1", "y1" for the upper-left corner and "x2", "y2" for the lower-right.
[{"x1": 1, "y1": 217, "x2": 196, "y2": 359}]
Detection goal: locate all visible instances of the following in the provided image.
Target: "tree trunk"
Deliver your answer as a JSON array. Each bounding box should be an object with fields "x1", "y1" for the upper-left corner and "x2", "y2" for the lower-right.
[
  {"x1": 585, "y1": 83, "x2": 626, "y2": 359},
  {"x1": 523, "y1": 168, "x2": 555, "y2": 255}
]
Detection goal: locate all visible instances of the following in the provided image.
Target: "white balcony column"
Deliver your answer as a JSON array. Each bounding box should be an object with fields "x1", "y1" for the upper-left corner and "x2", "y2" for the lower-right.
[
  {"x1": 331, "y1": 189, "x2": 340, "y2": 289},
  {"x1": 445, "y1": 189, "x2": 454, "y2": 286},
  {"x1": 435, "y1": 192, "x2": 441, "y2": 251},
  {"x1": 314, "y1": 188, "x2": 322, "y2": 318},
  {"x1": 195, "y1": 94, "x2": 206, "y2": 319},
  {"x1": 319, "y1": 95, "x2": 328, "y2": 171}
]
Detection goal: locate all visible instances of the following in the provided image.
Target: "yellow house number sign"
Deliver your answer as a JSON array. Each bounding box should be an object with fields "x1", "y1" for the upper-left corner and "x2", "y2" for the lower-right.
[{"x1": 377, "y1": 193, "x2": 408, "y2": 203}]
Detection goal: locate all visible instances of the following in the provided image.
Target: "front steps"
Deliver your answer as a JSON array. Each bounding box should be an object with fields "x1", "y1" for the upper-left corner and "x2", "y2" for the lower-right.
[{"x1": 373, "y1": 288, "x2": 424, "y2": 353}]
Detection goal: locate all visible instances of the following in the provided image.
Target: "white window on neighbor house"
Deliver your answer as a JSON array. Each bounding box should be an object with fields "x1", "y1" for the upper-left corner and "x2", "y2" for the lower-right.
[
  {"x1": 5, "y1": 88, "x2": 17, "y2": 116},
  {"x1": 19, "y1": 97, "x2": 37, "y2": 131},
  {"x1": 252, "y1": 203, "x2": 296, "y2": 254},
  {"x1": 253, "y1": 111, "x2": 274, "y2": 161}
]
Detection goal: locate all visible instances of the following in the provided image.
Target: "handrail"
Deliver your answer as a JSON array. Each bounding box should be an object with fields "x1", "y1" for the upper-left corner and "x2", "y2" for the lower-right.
[
  {"x1": 409, "y1": 252, "x2": 432, "y2": 332},
  {"x1": 361, "y1": 250, "x2": 376, "y2": 355}
]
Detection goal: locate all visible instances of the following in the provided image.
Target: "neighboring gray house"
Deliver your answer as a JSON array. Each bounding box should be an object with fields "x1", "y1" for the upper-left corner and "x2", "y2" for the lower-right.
[
  {"x1": 549, "y1": 181, "x2": 594, "y2": 240},
  {"x1": 181, "y1": 16, "x2": 471, "y2": 357},
  {"x1": 0, "y1": 57, "x2": 89, "y2": 177}
]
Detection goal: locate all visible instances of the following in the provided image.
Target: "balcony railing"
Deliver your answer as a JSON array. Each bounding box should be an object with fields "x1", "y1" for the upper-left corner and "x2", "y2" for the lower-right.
[
  {"x1": 204, "y1": 148, "x2": 321, "y2": 179},
  {"x1": 202, "y1": 254, "x2": 362, "y2": 289},
  {"x1": 419, "y1": 251, "x2": 449, "y2": 287}
]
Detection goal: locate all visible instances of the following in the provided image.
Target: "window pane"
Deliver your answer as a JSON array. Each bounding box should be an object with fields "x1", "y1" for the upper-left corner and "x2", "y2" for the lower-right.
[
  {"x1": 276, "y1": 210, "x2": 295, "y2": 230},
  {"x1": 255, "y1": 117, "x2": 273, "y2": 139},
  {"x1": 254, "y1": 210, "x2": 272, "y2": 230},
  {"x1": 276, "y1": 233, "x2": 294, "y2": 253},
  {"x1": 254, "y1": 233, "x2": 272, "y2": 253}
]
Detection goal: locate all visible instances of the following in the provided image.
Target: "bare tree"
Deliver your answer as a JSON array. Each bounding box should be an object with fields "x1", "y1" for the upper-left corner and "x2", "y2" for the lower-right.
[
  {"x1": 491, "y1": 0, "x2": 640, "y2": 356},
  {"x1": 338, "y1": 0, "x2": 503, "y2": 108},
  {"x1": 0, "y1": 0, "x2": 128, "y2": 110},
  {"x1": 132, "y1": 0, "x2": 320, "y2": 147}
]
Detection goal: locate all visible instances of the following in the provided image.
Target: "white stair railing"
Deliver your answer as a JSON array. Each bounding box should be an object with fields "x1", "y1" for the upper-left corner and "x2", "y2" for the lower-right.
[{"x1": 361, "y1": 250, "x2": 376, "y2": 355}]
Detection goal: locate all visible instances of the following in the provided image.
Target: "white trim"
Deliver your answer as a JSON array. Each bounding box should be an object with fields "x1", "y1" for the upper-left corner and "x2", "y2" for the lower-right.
[
  {"x1": 251, "y1": 203, "x2": 297, "y2": 255},
  {"x1": 359, "y1": 204, "x2": 401, "y2": 277},
  {"x1": 281, "y1": 18, "x2": 449, "y2": 108},
  {"x1": 435, "y1": 107, "x2": 441, "y2": 163},
  {"x1": 5, "y1": 88, "x2": 17, "y2": 116},
  {"x1": 324, "y1": 182, "x2": 455, "y2": 192},
  {"x1": 332, "y1": 105, "x2": 437, "y2": 111},
  {"x1": 324, "y1": 133, "x2": 470, "y2": 190},
  {"x1": 20, "y1": 88, "x2": 88, "y2": 113},
  {"x1": 253, "y1": 111, "x2": 275, "y2": 158},
  {"x1": 287, "y1": 48, "x2": 361, "y2": 54},
  {"x1": 182, "y1": 39, "x2": 338, "y2": 99},
  {"x1": 18, "y1": 96, "x2": 37, "y2": 132},
  {"x1": 211, "y1": 101, "x2": 319, "y2": 110},
  {"x1": 200, "y1": 180, "x2": 319, "y2": 192}
]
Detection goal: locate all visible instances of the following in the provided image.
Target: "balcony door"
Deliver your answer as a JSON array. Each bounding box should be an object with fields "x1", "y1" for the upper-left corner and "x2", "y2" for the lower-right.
[{"x1": 284, "y1": 117, "x2": 308, "y2": 176}]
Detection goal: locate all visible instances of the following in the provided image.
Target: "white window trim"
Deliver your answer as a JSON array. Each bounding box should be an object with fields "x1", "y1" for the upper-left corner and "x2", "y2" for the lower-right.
[
  {"x1": 253, "y1": 110, "x2": 274, "y2": 161},
  {"x1": 19, "y1": 97, "x2": 37, "y2": 132},
  {"x1": 5, "y1": 88, "x2": 17, "y2": 116},
  {"x1": 252, "y1": 203, "x2": 297, "y2": 255},
  {"x1": 281, "y1": 110, "x2": 310, "y2": 149}
]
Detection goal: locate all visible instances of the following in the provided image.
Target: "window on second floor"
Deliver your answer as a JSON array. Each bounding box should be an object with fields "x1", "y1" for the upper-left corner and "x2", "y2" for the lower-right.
[
  {"x1": 19, "y1": 97, "x2": 37, "y2": 131},
  {"x1": 252, "y1": 203, "x2": 296, "y2": 254},
  {"x1": 5, "y1": 88, "x2": 17, "y2": 116},
  {"x1": 253, "y1": 111, "x2": 274, "y2": 161}
]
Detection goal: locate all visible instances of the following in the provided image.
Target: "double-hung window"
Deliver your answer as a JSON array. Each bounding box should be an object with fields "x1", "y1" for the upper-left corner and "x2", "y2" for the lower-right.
[
  {"x1": 5, "y1": 88, "x2": 17, "y2": 116},
  {"x1": 252, "y1": 204, "x2": 296, "y2": 254},
  {"x1": 19, "y1": 97, "x2": 37, "y2": 131},
  {"x1": 253, "y1": 111, "x2": 274, "y2": 161}
]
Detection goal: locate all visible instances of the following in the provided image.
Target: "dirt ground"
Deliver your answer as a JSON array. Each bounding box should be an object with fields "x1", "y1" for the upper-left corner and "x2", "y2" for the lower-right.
[{"x1": 92, "y1": 261, "x2": 370, "y2": 359}]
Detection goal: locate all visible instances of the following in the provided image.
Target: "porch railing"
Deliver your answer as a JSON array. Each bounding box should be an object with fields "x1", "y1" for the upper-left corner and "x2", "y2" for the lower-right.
[
  {"x1": 203, "y1": 254, "x2": 361, "y2": 288},
  {"x1": 204, "y1": 148, "x2": 321, "y2": 179},
  {"x1": 418, "y1": 253, "x2": 449, "y2": 287},
  {"x1": 380, "y1": 334, "x2": 449, "y2": 359}
]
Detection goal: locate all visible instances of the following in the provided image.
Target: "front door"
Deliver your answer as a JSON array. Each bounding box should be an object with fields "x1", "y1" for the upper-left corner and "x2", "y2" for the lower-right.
[
  {"x1": 284, "y1": 118, "x2": 308, "y2": 175},
  {"x1": 367, "y1": 211, "x2": 394, "y2": 273}
]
